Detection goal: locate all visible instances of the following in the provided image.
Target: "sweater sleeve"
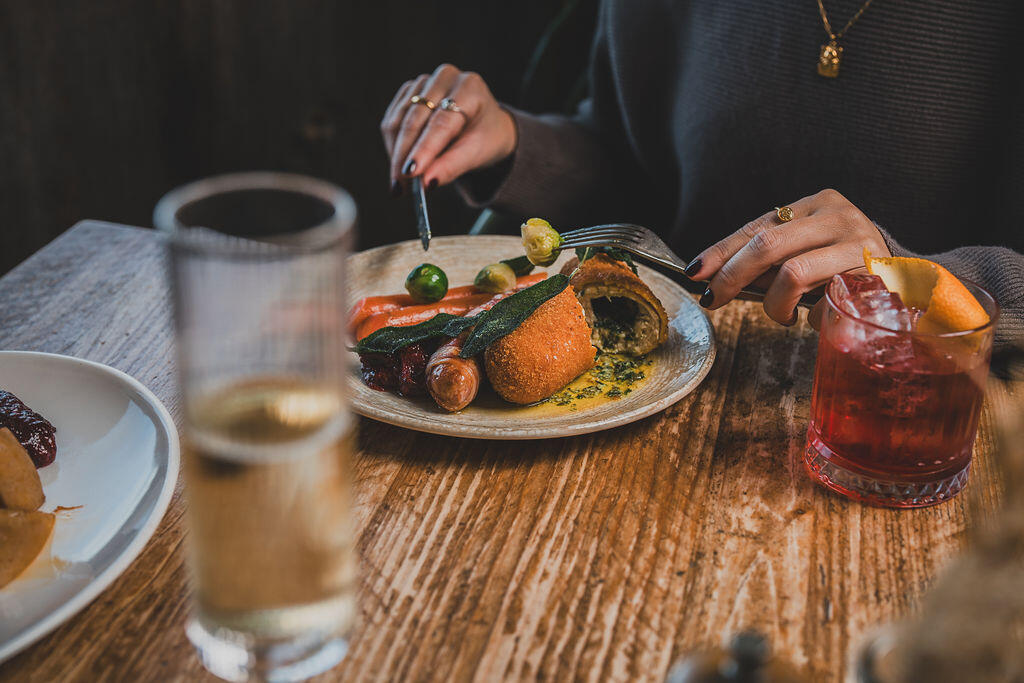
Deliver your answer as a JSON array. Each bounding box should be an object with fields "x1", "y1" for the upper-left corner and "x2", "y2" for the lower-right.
[
  {"x1": 455, "y1": 106, "x2": 621, "y2": 226},
  {"x1": 877, "y1": 226, "x2": 1024, "y2": 350},
  {"x1": 456, "y1": 1, "x2": 644, "y2": 227}
]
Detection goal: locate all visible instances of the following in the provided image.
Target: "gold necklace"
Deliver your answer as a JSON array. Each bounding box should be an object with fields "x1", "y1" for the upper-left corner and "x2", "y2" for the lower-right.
[{"x1": 816, "y1": 0, "x2": 875, "y2": 77}]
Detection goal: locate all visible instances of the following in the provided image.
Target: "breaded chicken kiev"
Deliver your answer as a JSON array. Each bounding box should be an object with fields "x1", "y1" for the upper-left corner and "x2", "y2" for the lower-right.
[
  {"x1": 560, "y1": 254, "x2": 668, "y2": 356},
  {"x1": 484, "y1": 287, "x2": 596, "y2": 405}
]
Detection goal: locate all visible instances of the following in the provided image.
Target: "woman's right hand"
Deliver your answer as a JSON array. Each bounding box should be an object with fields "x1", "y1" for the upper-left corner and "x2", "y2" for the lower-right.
[{"x1": 380, "y1": 64, "x2": 517, "y2": 194}]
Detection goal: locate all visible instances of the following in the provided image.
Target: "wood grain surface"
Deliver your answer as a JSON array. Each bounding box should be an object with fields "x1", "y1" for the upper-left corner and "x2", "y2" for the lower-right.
[{"x1": 0, "y1": 222, "x2": 1018, "y2": 682}]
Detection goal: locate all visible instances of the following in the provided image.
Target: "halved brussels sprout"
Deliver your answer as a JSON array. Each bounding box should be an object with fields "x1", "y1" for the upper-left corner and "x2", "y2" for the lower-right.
[
  {"x1": 521, "y1": 218, "x2": 562, "y2": 267},
  {"x1": 474, "y1": 262, "x2": 518, "y2": 293}
]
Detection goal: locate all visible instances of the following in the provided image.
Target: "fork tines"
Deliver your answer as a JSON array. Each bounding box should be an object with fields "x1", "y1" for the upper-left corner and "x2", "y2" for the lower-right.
[{"x1": 560, "y1": 224, "x2": 644, "y2": 250}]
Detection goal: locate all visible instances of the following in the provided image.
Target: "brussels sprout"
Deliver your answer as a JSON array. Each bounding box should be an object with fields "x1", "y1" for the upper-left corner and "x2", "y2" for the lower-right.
[
  {"x1": 474, "y1": 262, "x2": 518, "y2": 293},
  {"x1": 405, "y1": 263, "x2": 448, "y2": 303},
  {"x1": 521, "y1": 218, "x2": 562, "y2": 267}
]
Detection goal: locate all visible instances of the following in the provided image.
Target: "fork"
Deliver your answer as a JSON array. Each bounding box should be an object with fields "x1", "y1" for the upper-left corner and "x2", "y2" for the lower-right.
[{"x1": 559, "y1": 223, "x2": 822, "y2": 308}]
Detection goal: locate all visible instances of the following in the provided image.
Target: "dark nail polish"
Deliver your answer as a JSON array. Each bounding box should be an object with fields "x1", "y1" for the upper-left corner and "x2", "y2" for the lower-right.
[
  {"x1": 684, "y1": 258, "x2": 702, "y2": 278},
  {"x1": 390, "y1": 181, "x2": 402, "y2": 197},
  {"x1": 402, "y1": 159, "x2": 417, "y2": 175},
  {"x1": 427, "y1": 178, "x2": 438, "y2": 190},
  {"x1": 699, "y1": 287, "x2": 714, "y2": 308}
]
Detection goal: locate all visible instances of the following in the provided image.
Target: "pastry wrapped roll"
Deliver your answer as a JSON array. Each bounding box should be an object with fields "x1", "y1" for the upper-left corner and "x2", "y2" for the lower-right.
[
  {"x1": 560, "y1": 255, "x2": 668, "y2": 356},
  {"x1": 484, "y1": 287, "x2": 596, "y2": 405}
]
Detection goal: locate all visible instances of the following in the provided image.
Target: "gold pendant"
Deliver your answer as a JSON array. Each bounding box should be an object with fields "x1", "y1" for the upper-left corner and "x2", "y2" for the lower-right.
[{"x1": 818, "y1": 39, "x2": 842, "y2": 78}]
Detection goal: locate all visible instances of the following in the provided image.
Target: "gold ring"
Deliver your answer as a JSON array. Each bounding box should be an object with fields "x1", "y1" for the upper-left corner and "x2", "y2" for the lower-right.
[
  {"x1": 775, "y1": 206, "x2": 795, "y2": 222},
  {"x1": 409, "y1": 95, "x2": 437, "y2": 110}
]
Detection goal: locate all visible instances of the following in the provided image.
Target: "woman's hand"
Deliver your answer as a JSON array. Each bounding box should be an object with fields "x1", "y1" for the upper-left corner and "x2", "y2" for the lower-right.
[
  {"x1": 380, "y1": 63, "x2": 517, "y2": 193},
  {"x1": 685, "y1": 189, "x2": 891, "y2": 327}
]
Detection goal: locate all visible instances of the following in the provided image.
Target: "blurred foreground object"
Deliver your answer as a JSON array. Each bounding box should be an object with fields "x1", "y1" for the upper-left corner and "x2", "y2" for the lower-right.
[
  {"x1": 157, "y1": 173, "x2": 358, "y2": 682},
  {"x1": 667, "y1": 631, "x2": 809, "y2": 683},
  {"x1": 856, "y1": 348, "x2": 1024, "y2": 682}
]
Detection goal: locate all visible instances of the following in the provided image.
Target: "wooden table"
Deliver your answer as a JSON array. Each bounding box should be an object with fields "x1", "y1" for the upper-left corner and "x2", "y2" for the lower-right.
[{"x1": 0, "y1": 221, "x2": 1017, "y2": 682}]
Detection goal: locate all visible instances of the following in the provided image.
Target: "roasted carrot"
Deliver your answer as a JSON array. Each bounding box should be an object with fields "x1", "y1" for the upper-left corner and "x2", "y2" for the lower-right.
[
  {"x1": 349, "y1": 285, "x2": 480, "y2": 331},
  {"x1": 355, "y1": 295, "x2": 494, "y2": 340},
  {"x1": 354, "y1": 273, "x2": 549, "y2": 341},
  {"x1": 349, "y1": 273, "x2": 547, "y2": 332}
]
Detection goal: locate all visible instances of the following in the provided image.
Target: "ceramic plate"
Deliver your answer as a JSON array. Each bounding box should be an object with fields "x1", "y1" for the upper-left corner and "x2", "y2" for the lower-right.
[
  {"x1": 348, "y1": 235, "x2": 715, "y2": 438},
  {"x1": 0, "y1": 351, "x2": 179, "y2": 662}
]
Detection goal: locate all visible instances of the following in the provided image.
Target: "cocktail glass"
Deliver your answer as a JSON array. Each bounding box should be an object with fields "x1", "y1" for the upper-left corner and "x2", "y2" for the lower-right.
[{"x1": 805, "y1": 272, "x2": 998, "y2": 508}]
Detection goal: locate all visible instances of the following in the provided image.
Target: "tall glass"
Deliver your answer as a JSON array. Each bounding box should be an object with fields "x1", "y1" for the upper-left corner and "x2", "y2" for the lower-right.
[
  {"x1": 805, "y1": 275, "x2": 998, "y2": 508},
  {"x1": 155, "y1": 172, "x2": 357, "y2": 681}
]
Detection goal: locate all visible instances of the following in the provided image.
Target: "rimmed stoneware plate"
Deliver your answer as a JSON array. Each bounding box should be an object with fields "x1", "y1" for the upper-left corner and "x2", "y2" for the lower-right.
[
  {"x1": 0, "y1": 351, "x2": 180, "y2": 662},
  {"x1": 349, "y1": 235, "x2": 716, "y2": 439}
]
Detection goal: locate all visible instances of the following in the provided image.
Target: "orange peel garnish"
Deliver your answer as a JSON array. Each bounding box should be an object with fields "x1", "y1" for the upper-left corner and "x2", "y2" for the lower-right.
[{"x1": 863, "y1": 248, "x2": 990, "y2": 334}]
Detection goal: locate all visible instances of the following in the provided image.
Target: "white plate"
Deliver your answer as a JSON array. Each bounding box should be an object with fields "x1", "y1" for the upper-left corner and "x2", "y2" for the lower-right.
[
  {"x1": 348, "y1": 235, "x2": 716, "y2": 439},
  {"x1": 0, "y1": 351, "x2": 180, "y2": 662}
]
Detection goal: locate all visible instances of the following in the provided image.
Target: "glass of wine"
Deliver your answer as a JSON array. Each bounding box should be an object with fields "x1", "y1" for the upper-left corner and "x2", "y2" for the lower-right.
[{"x1": 155, "y1": 172, "x2": 357, "y2": 681}]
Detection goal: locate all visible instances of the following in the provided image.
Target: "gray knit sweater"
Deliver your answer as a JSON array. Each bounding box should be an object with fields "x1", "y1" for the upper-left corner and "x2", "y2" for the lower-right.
[{"x1": 462, "y1": 0, "x2": 1024, "y2": 348}]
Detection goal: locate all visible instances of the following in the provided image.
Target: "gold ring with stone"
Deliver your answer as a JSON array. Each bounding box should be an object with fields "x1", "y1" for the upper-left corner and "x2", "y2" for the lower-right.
[
  {"x1": 409, "y1": 95, "x2": 437, "y2": 110},
  {"x1": 775, "y1": 206, "x2": 795, "y2": 222}
]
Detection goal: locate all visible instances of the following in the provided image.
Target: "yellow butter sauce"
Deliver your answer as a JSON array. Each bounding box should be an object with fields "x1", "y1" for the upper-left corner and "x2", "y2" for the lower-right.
[{"x1": 522, "y1": 353, "x2": 652, "y2": 415}]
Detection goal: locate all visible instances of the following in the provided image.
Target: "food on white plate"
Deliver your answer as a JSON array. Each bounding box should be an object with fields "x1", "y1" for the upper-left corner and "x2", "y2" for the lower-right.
[
  {"x1": 351, "y1": 273, "x2": 546, "y2": 341},
  {"x1": 0, "y1": 427, "x2": 45, "y2": 511},
  {"x1": 561, "y1": 253, "x2": 668, "y2": 355},
  {"x1": 484, "y1": 286, "x2": 597, "y2": 404},
  {"x1": 356, "y1": 274, "x2": 549, "y2": 395},
  {"x1": 0, "y1": 509, "x2": 55, "y2": 588},
  {"x1": 0, "y1": 400, "x2": 60, "y2": 589},
  {"x1": 355, "y1": 219, "x2": 667, "y2": 413},
  {"x1": 0, "y1": 427, "x2": 56, "y2": 589},
  {"x1": 0, "y1": 389, "x2": 58, "y2": 467}
]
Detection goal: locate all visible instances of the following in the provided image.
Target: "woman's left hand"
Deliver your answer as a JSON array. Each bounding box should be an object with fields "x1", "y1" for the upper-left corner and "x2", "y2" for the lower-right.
[{"x1": 685, "y1": 188, "x2": 891, "y2": 328}]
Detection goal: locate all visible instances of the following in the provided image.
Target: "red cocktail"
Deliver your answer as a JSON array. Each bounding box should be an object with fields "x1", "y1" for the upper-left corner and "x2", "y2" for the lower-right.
[{"x1": 805, "y1": 272, "x2": 997, "y2": 507}]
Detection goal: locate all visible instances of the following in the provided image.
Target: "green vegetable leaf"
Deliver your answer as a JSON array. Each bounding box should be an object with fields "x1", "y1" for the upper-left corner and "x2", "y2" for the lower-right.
[
  {"x1": 499, "y1": 255, "x2": 536, "y2": 277},
  {"x1": 459, "y1": 274, "x2": 569, "y2": 358},
  {"x1": 575, "y1": 246, "x2": 639, "y2": 275},
  {"x1": 353, "y1": 313, "x2": 476, "y2": 355},
  {"x1": 354, "y1": 274, "x2": 569, "y2": 357}
]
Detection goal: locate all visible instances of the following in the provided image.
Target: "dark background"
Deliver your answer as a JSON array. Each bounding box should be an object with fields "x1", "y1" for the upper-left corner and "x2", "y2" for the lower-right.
[{"x1": 0, "y1": 1, "x2": 598, "y2": 274}]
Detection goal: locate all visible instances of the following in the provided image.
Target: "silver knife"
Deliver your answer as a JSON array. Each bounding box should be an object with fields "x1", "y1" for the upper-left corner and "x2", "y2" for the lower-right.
[{"x1": 412, "y1": 176, "x2": 431, "y2": 251}]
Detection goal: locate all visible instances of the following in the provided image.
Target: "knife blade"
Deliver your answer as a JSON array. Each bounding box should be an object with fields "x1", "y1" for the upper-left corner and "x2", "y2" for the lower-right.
[{"x1": 412, "y1": 176, "x2": 431, "y2": 251}]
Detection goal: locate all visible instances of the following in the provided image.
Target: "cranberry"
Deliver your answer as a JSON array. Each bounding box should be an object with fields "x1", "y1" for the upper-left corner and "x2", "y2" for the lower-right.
[
  {"x1": 358, "y1": 341, "x2": 436, "y2": 397},
  {"x1": 0, "y1": 390, "x2": 57, "y2": 468}
]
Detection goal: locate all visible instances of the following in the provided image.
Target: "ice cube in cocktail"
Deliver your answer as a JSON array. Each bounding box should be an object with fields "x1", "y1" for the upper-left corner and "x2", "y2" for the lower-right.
[
  {"x1": 829, "y1": 273, "x2": 917, "y2": 332},
  {"x1": 827, "y1": 273, "x2": 916, "y2": 368}
]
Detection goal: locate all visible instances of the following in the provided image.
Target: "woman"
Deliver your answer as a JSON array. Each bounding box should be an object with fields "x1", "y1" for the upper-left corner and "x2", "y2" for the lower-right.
[{"x1": 380, "y1": 0, "x2": 1023, "y2": 347}]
